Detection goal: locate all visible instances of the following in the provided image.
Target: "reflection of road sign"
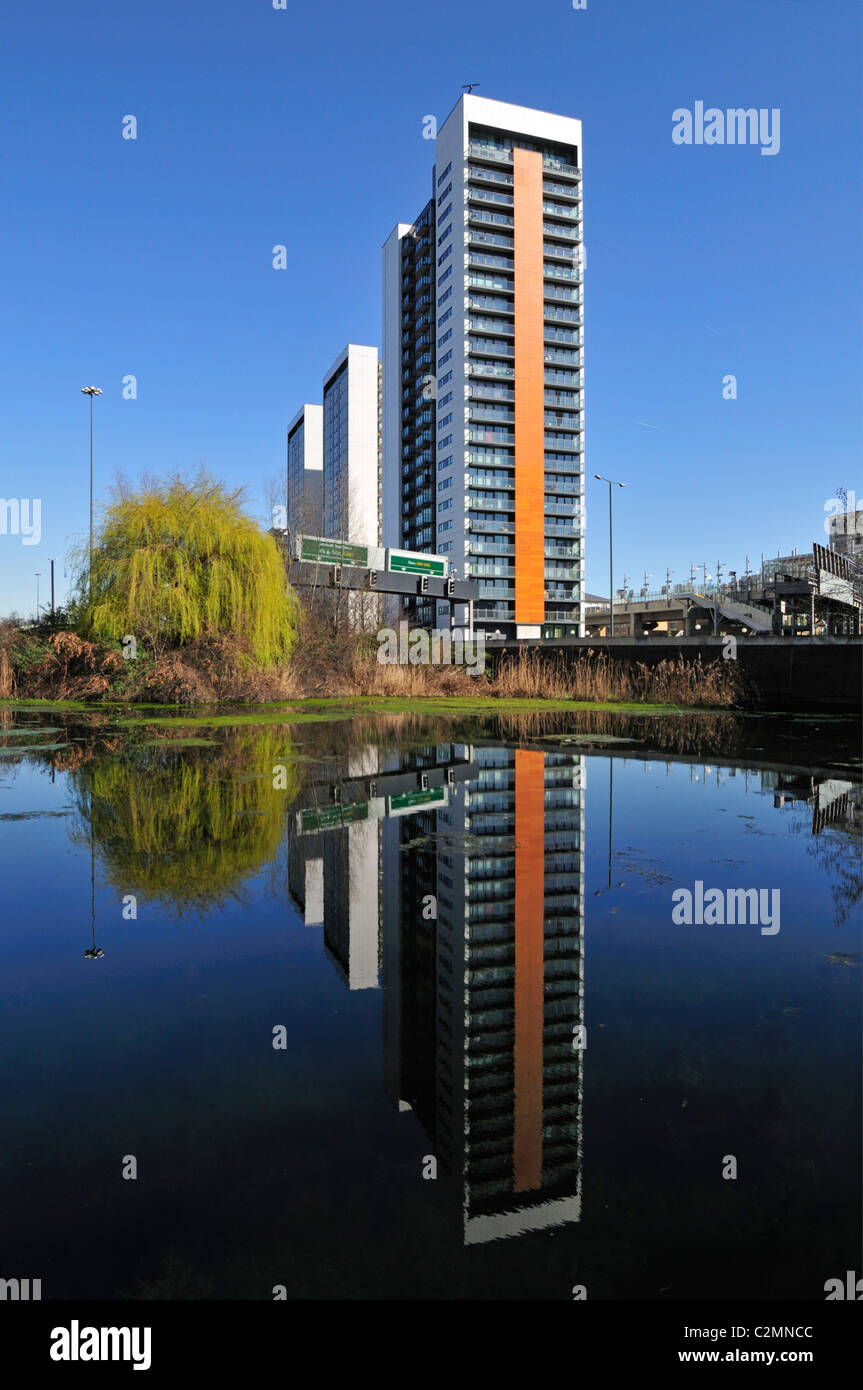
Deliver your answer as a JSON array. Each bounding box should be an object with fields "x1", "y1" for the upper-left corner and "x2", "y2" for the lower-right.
[
  {"x1": 387, "y1": 549, "x2": 447, "y2": 577},
  {"x1": 299, "y1": 802, "x2": 368, "y2": 833},
  {"x1": 388, "y1": 787, "x2": 446, "y2": 813},
  {"x1": 298, "y1": 536, "x2": 369, "y2": 568}
]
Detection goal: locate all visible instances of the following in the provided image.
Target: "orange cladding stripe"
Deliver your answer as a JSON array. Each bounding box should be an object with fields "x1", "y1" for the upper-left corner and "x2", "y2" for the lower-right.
[
  {"x1": 513, "y1": 748, "x2": 545, "y2": 1193},
  {"x1": 512, "y1": 147, "x2": 546, "y2": 626}
]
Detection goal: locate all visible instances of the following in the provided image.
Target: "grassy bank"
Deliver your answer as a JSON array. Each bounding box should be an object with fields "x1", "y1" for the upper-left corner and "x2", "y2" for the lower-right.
[{"x1": 0, "y1": 618, "x2": 747, "y2": 710}]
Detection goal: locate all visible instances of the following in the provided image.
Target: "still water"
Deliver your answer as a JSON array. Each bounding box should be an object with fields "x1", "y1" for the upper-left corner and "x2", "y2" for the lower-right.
[{"x1": 0, "y1": 705, "x2": 859, "y2": 1300}]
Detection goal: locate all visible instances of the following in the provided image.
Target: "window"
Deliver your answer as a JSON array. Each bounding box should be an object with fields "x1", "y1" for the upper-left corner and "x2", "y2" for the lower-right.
[
  {"x1": 439, "y1": 265, "x2": 452, "y2": 286},
  {"x1": 439, "y1": 308, "x2": 452, "y2": 328},
  {"x1": 439, "y1": 390, "x2": 452, "y2": 408},
  {"x1": 437, "y1": 161, "x2": 452, "y2": 186},
  {"x1": 437, "y1": 353, "x2": 452, "y2": 370},
  {"x1": 437, "y1": 223, "x2": 452, "y2": 246},
  {"x1": 439, "y1": 541, "x2": 452, "y2": 552},
  {"x1": 438, "y1": 433, "x2": 452, "y2": 447},
  {"x1": 437, "y1": 183, "x2": 452, "y2": 205},
  {"x1": 438, "y1": 476, "x2": 452, "y2": 490},
  {"x1": 438, "y1": 245, "x2": 452, "y2": 267},
  {"x1": 438, "y1": 413, "x2": 452, "y2": 429},
  {"x1": 438, "y1": 519, "x2": 453, "y2": 532},
  {"x1": 438, "y1": 499, "x2": 452, "y2": 513},
  {"x1": 438, "y1": 455, "x2": 452, "y2": 469},
  {"x1": 438, "y1": 286, "x2": 452, "y2": 308},
  {"x1": 439, "y1": 370, "x2": 452, "y2": 388}
]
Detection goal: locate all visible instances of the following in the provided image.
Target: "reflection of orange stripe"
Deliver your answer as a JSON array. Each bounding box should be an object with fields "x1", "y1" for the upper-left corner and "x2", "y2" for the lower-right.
[
  {"x1": 513, "y1": 147, "x2": 545, "y2": 626},
  {"x1": 513, "y1": 749, "x2": 545, "y2": 1193}
]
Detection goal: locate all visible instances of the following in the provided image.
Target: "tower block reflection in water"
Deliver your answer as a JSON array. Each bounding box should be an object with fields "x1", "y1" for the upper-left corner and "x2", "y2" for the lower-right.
[{"x1": 384, "y1": 746, "x2": 585, "y2": 1244}]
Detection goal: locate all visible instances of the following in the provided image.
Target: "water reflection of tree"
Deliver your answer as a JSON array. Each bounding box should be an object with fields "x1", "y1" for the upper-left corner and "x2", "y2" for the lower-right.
[{"x1": 68, "y1": 731, "x2": 302, "y2": 917}]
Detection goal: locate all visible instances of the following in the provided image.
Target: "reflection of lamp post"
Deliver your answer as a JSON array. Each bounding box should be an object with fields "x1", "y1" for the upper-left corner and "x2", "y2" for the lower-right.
[
  {"x1": 594, "y1": 474, "x2": 626, "y2": 636},
  {"x1": 593, "y1": 757, "x2": 626, "y2": 896},
  {"x1": 80, "y1": 387, "x2": 102, "y2": 598},
  {"x1": 83, "y1": 795, "x2": 104, "y2": 959}
]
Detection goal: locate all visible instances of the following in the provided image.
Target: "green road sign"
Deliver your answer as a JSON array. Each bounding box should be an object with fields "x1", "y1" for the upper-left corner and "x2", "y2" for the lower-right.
[
  {"x1": 387, "y1": 550, "x2": 446, "y2": 577},
  {"x1": 298, "y1": 536, "x2": 369, "y2": 568},
  {"x1": 299, "y1": 802, "x2": 369, "y2": 833},
  {"x1": 388, "y1": 787, "x2": 446, "y2": 811}
]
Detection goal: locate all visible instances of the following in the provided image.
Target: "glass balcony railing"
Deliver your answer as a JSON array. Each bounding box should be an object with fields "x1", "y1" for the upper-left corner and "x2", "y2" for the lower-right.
[
  {"x1": 542, "y1": 155, "x2": 581, "y2": 177},
  {"x1": 469, "y1": 142, "x2": 513, "y2": 164},
  {"x1": 468, "y1": 165, "x2": 514, "y2": 188},
  {"x1": 468, "y1": 474, "x2": 515, "y2": 490},
  {"x1": 544, "y1": 285, "x2": 581, "y2": 303},
  {"x1": 468, "y1": 274, "x2": 514, "y2": 293},
  {"x1": 469, "y1": 209, "x2": 514, "y2": 229},
  {"x1": 545, "y1": 326, "x2": 582, "y2": 344},
  {"x1": 543, "y1": 179, "x2": 581, "y2": 200},
  {"x1": 543, "y1": 222, "x2": 580, "y2": 240},
  {"x1": 467, "y1": 361, "x2": 515, "y2": 379},
  {"x1": 469, "y1": 338, "x2": 515, "y2": 358},
  {"x1": 467, "y1": 495, "x2": 515, "y2": 511},
  {"x1": 470, "y1": 519, "x2": 515, "y2": 534},
  {"x1": 467, "y1": 188, "x2": 513, "y2": 209},
  {"x1": 544, "y1": 262, "x2": 581, "y2": 280},
  {"x1": 544, "y1": 306, "x2": 581, "y2": 324},
  {"x1": 468, "y1": 230, "x2": 514, "y2": 251},
  {"x1": 543, "y1": 202, "x2": 580, "y2": 220},
  {"x1": 467, "y1": 296, "x2": 514, "y2": 315},
  {"x1": 470, "y1": 316, "x2": 514, "y2": 336}
]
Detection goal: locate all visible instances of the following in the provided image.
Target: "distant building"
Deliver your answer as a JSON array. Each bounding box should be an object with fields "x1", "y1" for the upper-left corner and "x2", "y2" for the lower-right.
[
  {"x1": 322, "y1": 343, "x2": 381, "y2": 547},
  {"x1": 286, "y1": 404, "x2": 323, "y2": 537},
  {"x1": 828, "y1": 507, "x2": 863, "y2": 559}
]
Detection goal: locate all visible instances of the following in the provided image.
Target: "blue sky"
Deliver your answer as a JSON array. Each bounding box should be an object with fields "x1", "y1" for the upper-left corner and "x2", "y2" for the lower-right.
[{"x1": 0, "y1": 0, "x2": 860, "y2": 615}]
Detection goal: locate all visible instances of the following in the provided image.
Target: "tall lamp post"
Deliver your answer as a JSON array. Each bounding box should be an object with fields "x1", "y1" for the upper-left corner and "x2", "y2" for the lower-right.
[
  {"x1": 594, "y1": 474, "x2": 626, "y2": 637},
  {"x1": 80, "y1": 387, "x2": 103, "y2": 596}
]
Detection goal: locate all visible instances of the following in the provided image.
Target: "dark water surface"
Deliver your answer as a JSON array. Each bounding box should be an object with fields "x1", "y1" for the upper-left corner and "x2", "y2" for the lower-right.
[{"x1": 0, "y1": 705, "x2": 859, "y2": 1300}]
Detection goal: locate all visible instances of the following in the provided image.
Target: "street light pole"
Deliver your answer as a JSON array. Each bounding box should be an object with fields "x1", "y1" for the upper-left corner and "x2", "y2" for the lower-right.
[
  {"x1": 35, "y1": 572, "x2": 41, "y2": 619},
  {"x1": 80, "y1": 387, "x2": 103, "y2": 597},
  {"x1": 594, "y1": 474, "x2": 627, "y2": 636}
]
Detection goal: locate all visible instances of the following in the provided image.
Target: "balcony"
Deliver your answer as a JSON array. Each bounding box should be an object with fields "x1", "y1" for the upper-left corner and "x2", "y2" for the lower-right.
[
  {"x1": 468, "y1": 295, "x2": 514, "y2": 317},
  {"x1": 467, "y1": 495, "x2": 515, "y2": 512},
  {"x1": 468, "y1": 427, "x2": 515, "y2": 445},
  {"x1": 545, "y1": 347, "x2": 582, "y2": 365},
  {"x1": 468, "y1": 273, "x2": 514, "y2": 293},
  {"x1": 543, "y1": 201, "x2": 581, "y2": 221},
  {"x1": 467, "y1": 229, "x2": 514, "y2": 253},
  {"x1": 545, "y1": 391, "x2": 581, "y2": 408},
  {"x1": 467, "y1": 406, "x2": 515, "y2": 425},
  {"x1": 544, "y1": 262, "x2": 582, "y2": 282},
  {"x1": 470, "y1": 519, "x2": 515, "y2": 535},
  {"x1": 468, "y1": 165, "x2": 513, "y2": 190},
  {"x1": 469, "y1": 386, "x2": 515, "y2": 403},
  {"x1": 467, "y1": 188, "x2": 513, "y2": 210},
  {"x1": 545, "y1": 411, "x2": 581, "y2": 428},
  {"x1": 469, "y1": 209, "x2": 514, "y2": 230},
  {"x1": 468, "y1": 474, "x2": 515, "y2": 489},
  {"x1": 469, "y1": 142, "x2": 513, "y2": 164},
  {"x1": 468, "y1": 338, "x2": 515, "y2": 359},
  {"x1": 544, "y1": 285, "x2": 581, "y2": 304},
  {"x1": 542, "y1": 155, "x2": 581, "y2": 178},
  {"x1": 467, "y1": 361, "x2": 515, "y2": 379},
  {"x1": 545, "y1": 501, "x2": 580, "y2": 515},
  {"x1": 543, "y1": 179, "x2": 581, "y2": 202},
  {"x1": 543, "y1": 222, "x2": 580, "y2": 242},
  {"x1": 544, "y1": 306, "x2": 581, "y2": 325},
  {"x1": 470, "y1": 316, "x2": 514, "y2": 337}
]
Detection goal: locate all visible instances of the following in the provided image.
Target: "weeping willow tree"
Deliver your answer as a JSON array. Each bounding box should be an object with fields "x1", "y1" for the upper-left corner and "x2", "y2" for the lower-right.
[
  {"x1": 74, "y1": 471, "x2": 300, "y2": 667},
  {"x1": 68, "y1": 729, "x2": 302, "y2": 915}
]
